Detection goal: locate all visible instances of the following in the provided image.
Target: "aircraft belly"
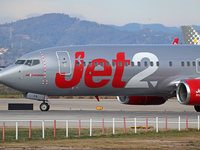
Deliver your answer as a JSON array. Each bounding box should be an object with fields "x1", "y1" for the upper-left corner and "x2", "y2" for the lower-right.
[{"x1": 64, "y1": 75, "x2": 175, "y2": 97}]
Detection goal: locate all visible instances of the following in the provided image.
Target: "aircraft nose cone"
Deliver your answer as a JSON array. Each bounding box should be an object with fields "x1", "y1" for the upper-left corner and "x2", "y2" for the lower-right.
[{"x1": 0, "y1": 67, "x2": 14, "y2": 87}]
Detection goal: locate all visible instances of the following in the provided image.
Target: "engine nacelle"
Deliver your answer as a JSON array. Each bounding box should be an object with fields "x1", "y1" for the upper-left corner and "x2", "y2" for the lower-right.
[
  {"x1": 117, "y1": 96, "x2": 166, "y2": 105},
  {"x1": 177, "y1": 79, "x2": 200, "y2": 105}
]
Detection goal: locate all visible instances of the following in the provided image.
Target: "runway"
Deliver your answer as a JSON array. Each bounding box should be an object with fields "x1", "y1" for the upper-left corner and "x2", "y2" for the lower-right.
[
  {"x1": 0, "y1": 98, "x2": 199, "y2": 129},
  {"x1": 0, "y1": 98, "x2": 196, "y2": 112}
]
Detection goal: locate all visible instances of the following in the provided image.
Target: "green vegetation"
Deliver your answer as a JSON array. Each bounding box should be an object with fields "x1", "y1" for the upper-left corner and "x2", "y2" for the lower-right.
[
  {"x1": 0, "y1": 84, "x2": 21, "y2": 97},
  {"x1": 0, "y1": 13, "x2": 184, "y2": 66},
  {"x1": 1, "y1": 128, "x2": 200, "y2": 149},
  {"x1": 0, "y1": 127, "x2": 199, "y2": 142},
  {"x1": 0, "y1": 94, "x2": 21, "y2": 98}
]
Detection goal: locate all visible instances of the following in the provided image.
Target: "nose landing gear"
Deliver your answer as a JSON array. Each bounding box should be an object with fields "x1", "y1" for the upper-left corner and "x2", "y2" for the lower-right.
[
  {"x1": 40, "y1": 102, "x2": 50, "y2": 111},
  {"x1": 23, "y1": 93, "x2": 51, "y2": 111}
]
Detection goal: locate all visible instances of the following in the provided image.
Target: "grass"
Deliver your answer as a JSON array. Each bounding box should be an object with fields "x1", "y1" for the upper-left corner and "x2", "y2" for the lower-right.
[
  {"x1": 0, "y1": 94, "x2": 22, "y2": 98},
  {"x1": 0, "y1": 127, "x2": 199, "y2": 141},
  {"x1": 1, "y1": 128, "x2": 200, "y2": 149}
]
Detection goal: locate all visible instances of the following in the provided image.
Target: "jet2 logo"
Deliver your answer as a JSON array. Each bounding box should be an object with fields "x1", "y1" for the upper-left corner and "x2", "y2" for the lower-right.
[
  {"x1": 196, "y1": 89, "x2": 200, "y2": 97},
  {"x1": 55, "y1": 51, "x2": 159, "y2": 89}
]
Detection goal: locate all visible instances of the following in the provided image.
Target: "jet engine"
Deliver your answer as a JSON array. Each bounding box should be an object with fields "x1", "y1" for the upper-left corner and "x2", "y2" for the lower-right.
[
  {"x1": 176, "y1": 79, "x2": 200, "y2": 105},
  {"x1": 117, "y1": 96, "x2": 166, "y2": 105}
]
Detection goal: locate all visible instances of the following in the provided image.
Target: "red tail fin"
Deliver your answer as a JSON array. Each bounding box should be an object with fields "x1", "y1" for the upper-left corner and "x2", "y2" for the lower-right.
[{"x1": 172, "y1": 38, "x2": 179, "y2": 45}]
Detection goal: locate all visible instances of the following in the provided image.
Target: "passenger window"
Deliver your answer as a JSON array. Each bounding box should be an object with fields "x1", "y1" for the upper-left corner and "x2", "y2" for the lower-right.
[
  {"x1": 169, "y1": 61, "x2": 172, "y2": 67},
  {"x1": 144, "y1": 61, "x2": 148, "y2": 67},
  {"x1": 131, "y1": 61, "x2": 134, "y2": 66},
  {"x1": 76, "y1": 62, "x2": 80, "y2": 67},
  {"x1": 83, "y1": 62, "x2": 86, "y2": 66},
  {"x1": 181, "y1": 61, "x2": 184, "y2": 67},
  {"x1": 118, "y1": 62, "x2": 122, "y2": 67},
  {"x1": 25, "y1": 60, "x2": 32, "y2": 66},
  {"x1": 101, "y1": 62, "x2": 104, "y2": 66},
  {"x1": 193, "y1": 61, "x2": 196, "y2": 66},
  {"x1": 125, "y1": 62, "x2": 128, "y2": 66},
  {"x1": 150, "y1": 61, "x2": 153, "y2": 66},
  {"x1": 187, "y1": 61, "x2": 190, "y2": 66},
  {"x1": 15, "y1": 60, "x2": 26, "y2": 65},
  {"x1": 199, "y1": 61, "x2": 200, "y2": 66},
  {"x1": 106, "y1": 62, "x2": 110, "y2": 66},
  {"x1": 95, "y1": 62, "x2": 98, "y2": 66},
  {"x1": 137, "y1": 62, "x2": 141, "y2": 66},
  {"x1": 112, "y1": 62, "x2": 115, "y2": 66},
  {"x1": 32, "y1": 60, "x2": 40, "y2": 66},
  {"x1": 156, "y1": 61, "x2": 160, "y2": 66},
  {"x1": 89, "y1": 62, "x2": 92, "y2": 66}
]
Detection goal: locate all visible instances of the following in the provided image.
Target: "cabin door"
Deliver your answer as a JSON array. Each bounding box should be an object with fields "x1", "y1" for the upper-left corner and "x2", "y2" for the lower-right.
[
  {"x1": 56, "y1": 51, "x2": 72, "y2": 76},
  {"x1": 196, "y1": 58, "x2": 200, "y2": 73}
]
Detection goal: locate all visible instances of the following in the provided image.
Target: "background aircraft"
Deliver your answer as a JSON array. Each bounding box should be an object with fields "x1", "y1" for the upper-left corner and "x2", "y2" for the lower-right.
[
  {"x1": 172, "y1": 38, "x2": 179, "y2": 45},
  {"x1": 182, "y1": 26, "x2": 200, "y2": 45}
]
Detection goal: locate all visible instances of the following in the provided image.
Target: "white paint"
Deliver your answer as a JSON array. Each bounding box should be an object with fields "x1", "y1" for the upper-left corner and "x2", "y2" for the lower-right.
[
  {"x1": 90, "y1": 119, "x2": 92, "y2": 136},
  {"x1": 126, "y1": 52, "x2": 159, "y2": 88}
]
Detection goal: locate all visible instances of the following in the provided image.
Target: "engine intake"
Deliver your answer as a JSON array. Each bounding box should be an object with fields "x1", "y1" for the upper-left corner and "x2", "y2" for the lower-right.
[
  {"x1": 117, "y1": 96, "x2": 166, "y2": 105},
  {"x1": 177, "y1": 79, "x2": 200, "y2": 105}
]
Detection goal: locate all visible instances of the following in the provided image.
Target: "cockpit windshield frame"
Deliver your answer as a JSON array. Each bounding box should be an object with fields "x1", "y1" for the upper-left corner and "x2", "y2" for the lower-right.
[
  {"x1": 25, "y1": 60, "x2": 33, "y2": 66},
  {"x1": 15, "y1": 60, "x2": 26, "y2": 65},
  {"x1": 15, "y1": 59, "x2": 40, "y2": 66}
]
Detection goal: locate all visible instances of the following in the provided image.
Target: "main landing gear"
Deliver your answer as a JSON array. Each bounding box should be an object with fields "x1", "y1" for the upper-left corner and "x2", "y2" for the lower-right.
[
  {"x1": 40, "y1": 101, "x2": 50, "y2": 111},
  {"x1": 194, "y1": 106, "x2": 200, "y2": 112}
]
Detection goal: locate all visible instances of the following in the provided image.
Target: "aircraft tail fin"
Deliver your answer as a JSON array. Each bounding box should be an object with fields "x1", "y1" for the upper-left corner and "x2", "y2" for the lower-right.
[
  {"x1": 181, "y1": 26, "x2": 200, "y2": 45},
  {"x1": 172, "y1": 38, "x2": 179, "y2": 45}
]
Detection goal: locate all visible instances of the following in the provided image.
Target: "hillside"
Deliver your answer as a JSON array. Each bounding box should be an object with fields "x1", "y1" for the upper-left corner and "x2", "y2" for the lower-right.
[
  {"x1": 0, "y1": 13, "x2": 188, "y2": 65},
  {"x1": 110, "y1": 23, "x2": 180, "y2": 33}
]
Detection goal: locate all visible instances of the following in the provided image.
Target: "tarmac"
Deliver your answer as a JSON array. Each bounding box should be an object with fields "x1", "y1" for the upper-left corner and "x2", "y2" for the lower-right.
[
  {"x1": 0, "y1": 98, "x2": 196, "y2": 112},
  {"x1": 0, "y1": 98, "x2": 199, "y2": 129}
]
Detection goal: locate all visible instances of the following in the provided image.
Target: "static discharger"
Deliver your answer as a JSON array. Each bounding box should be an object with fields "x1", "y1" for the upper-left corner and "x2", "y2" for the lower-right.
[{"x1": 96, "y1": 106, "x2": 103, "y2": 110}]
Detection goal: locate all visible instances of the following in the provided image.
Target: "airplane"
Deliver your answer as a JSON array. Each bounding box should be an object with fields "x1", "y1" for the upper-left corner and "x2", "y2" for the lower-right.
[
  {"x1": 0, "y1": 44, "x2": 200, "y2": 112},
  {"x1": 172, "y1": 38, "x2": 179, "y2": 45},
  {"x1": 182, "y1": 26, "x2": 200, "y2": 45}
]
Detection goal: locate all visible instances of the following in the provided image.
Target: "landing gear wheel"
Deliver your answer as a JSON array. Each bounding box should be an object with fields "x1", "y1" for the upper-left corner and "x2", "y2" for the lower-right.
[
  {"x1": 194, "y1": 106, "x2": 200, "y2": 112},
  {"x1": 40, "y1": 103, "x2": 50, "y2": 111}
]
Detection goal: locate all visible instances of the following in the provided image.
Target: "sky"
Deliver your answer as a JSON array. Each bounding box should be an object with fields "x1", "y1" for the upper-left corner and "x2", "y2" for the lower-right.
[{"x1": 0, "y1": 0, "x2": 200, "y2": 27}]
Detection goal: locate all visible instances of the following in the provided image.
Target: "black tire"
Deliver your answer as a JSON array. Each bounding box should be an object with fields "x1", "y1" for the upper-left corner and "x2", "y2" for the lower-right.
[
  {"x1": 194, "y1": 106, "x2": 200, "y2": 112},
  {"x1": 40, "y1": 103, "x2": 50, "y2": 111}
]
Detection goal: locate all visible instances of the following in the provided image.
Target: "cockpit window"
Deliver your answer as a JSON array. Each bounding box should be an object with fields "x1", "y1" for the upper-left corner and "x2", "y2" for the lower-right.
[
  {"x1": 32, "y1": 60, "x2": 40, "y2": 66},
  {"x1": 15, "y1": 60, "x2": 26, "y2": 65},
  {"x1": 15, "y1": 59, "x2": 40, "y2": 66},
  {"x1": 25, "y1": 60, "x2": 32, "y2": 66}
]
